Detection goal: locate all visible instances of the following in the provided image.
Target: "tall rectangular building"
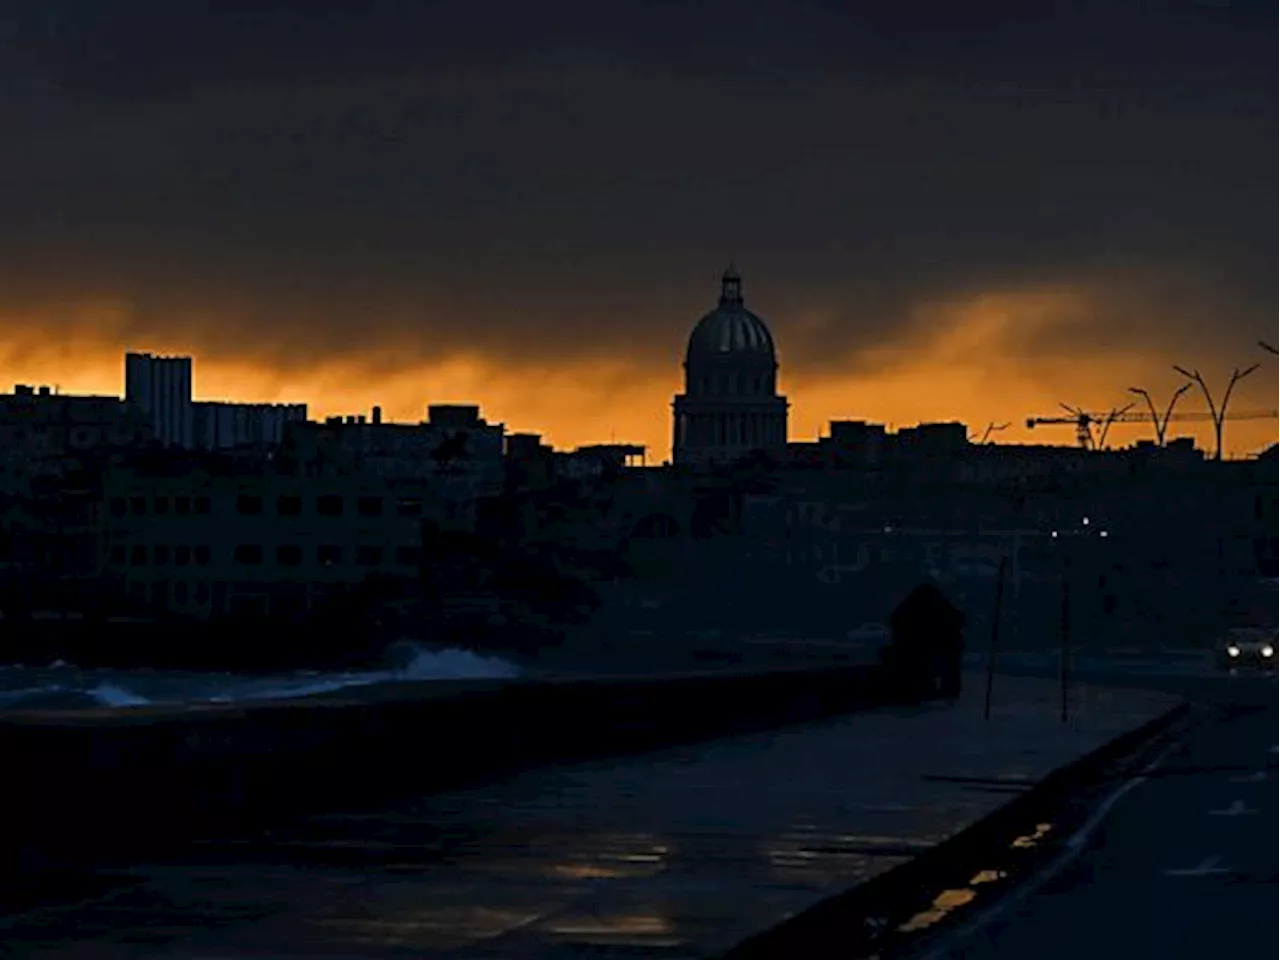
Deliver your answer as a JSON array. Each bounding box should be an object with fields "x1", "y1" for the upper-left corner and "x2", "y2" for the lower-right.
[{"x1": 124, "y1": 352, "x2": 194, "y2": 448}]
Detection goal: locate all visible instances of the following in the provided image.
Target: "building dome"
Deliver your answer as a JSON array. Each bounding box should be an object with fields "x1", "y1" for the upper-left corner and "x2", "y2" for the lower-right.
[{"x1": 685, "y1": 266, "x2": 777, "y2": 366}]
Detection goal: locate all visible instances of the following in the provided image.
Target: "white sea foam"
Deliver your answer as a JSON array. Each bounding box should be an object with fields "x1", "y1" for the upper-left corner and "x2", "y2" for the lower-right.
[{"x1": 0, "y1": 643, "x2": 522, "y2": 711}]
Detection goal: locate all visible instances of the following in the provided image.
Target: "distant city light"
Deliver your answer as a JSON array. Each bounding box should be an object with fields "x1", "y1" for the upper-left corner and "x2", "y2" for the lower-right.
[
  {"x1": 1051, "y1": 531, "x2": 1059, "y2": 538},
  {"x1": 1100, "y1": 530, "x2": 1109, "y2": 538},
  {"x1": 1082, "y1": 517, "x2": 1090, "y2": 526}
]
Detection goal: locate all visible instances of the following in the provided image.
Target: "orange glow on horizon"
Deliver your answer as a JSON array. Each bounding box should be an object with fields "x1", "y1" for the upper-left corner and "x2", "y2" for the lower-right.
[{"x1": 3, "y1": 288, "x2": 1276, "y2": 460}]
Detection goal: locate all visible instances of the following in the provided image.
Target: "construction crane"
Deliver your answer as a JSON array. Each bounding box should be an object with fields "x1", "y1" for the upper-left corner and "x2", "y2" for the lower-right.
[
  {"x1": 1026, "y1": 406, "x2": 1279, "y2": 455},
  {"x1": 1029, "y1": 403, "x2": 1135, "y2": 450}
]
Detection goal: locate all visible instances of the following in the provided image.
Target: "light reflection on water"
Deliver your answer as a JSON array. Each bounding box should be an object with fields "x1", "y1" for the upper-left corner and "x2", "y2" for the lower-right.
[
  {"x1": 315, "y1": 904, "x2": 559, "y2": 951},
  {"x1": 546, "y1": 912, "x2": 683, "y2": 948},
  {"x1": 895, "y1": 821, "x2": 1053, "y2": 934},
  {"x1": 763, "y1": 820, "x2": 924, "y2": 887}
]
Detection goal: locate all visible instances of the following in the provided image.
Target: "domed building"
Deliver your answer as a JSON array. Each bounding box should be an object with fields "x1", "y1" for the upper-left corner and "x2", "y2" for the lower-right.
[{"x1": 672, "y1": 266, "x2": 789, "y2": 468}]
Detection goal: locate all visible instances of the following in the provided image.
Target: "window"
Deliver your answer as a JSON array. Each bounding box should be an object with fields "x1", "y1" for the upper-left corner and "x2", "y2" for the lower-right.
[
  {"x1": 194, "y1": 545, "x2": 211, "y2": 565},
  {"x1": 317, "y1": 544, "x2": 342, "y2": 565},
  {"x1": 358, "y1": 496, "x2": 384, "y2": 517},
  {"x1": 277, "y1": 495, "x2": 302, "y2": 516},
  {"x1": 129, "y1": 581, "x2": 146, "y2": 600},
  {"x1": 110, "y1": 497, "x2": 127, "y2": 518},
  {"x1": 396, "y1": 545, "x2": 422, "y2": 566},
  {"x1": 174, "y1": 545, "x2": 191, "y2": 566},
  {"x1": 277, "y1": 544, "x2": 302, "y2": 565},
  {"x1": 194, "y1": 496, "x2": 211, "y2": 515},
  {"x1": 174, "y1": 581, "x2": 189, "y2": 603},
  {"x1": 175, "y1": 496, "x2": 191, "y2": 515},
  {"x1": 356, "y1": 545, "x2": 383, "y2": 566},
  {"x1": 110, "y1": 545, "x2": 126, "y2": 565},
  {"x1": 234, "y1": 544, "x2": 263, "y2": 564},
  {"x1": 154, "y1": 497, "x2": 169, "y2": 515},
  {"x1": 130, "y1": 545, "x2": 147, "y2": 565},
  {"x1": 195, "y1": 581, "x2": 210, "y2": 602},
  {"x1": 236, "y1": 495, "x2": 263, "y2": 515},
  {"x1": 317, "y1": 494, "x2": 343, "y2": 517},
  {"x1": 154, "y1": 545, "x2": 169, "y2": 564},
  {"x1": 150, "y1": 581, "x2": 166, "y2": 606},
  {"x1": 131, "y1": 497, "x2": 147, "y2": 515},
  {"x1": 397, "y1": 498, "x2": 423, "y2": 517}
]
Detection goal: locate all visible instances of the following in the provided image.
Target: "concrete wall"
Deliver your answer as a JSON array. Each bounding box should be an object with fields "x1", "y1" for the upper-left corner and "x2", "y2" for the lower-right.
[{"x1": 4, "y1": 663, "x2": 910, "y2": 881}]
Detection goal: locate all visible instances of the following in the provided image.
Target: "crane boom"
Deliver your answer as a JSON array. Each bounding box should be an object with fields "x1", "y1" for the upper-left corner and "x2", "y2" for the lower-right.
[
  {"x1": 1027, "y1": 409, "x2": 1278, "y2": 427},
  {"x1": 1025, "y1": 408, "x2": 1278, "y2": 450}
]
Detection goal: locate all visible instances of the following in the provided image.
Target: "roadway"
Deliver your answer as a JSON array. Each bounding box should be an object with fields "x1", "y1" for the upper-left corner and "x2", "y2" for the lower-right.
[{"x1": 917, "y1": 663, "x2": 1278, "y2": 960}]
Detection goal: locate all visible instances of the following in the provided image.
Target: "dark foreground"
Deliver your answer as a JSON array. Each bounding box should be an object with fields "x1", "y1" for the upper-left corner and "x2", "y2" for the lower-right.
[
  {"x1": 918, "y1": 687, "x2": 1278, "y2": 960},
  {"x1": 0, "y1": 671, "x2": 1177, "y2": 958}
]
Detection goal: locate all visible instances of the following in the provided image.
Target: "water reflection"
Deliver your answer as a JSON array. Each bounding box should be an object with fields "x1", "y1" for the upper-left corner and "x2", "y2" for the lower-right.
[
  {"x1": 1010, "y1": 822, "x2": 1053, "y2": 849},
  {"x1": 547, "y1": 911, "x2": 682, "y2": 948},
  {"x1": 894, "y1": 824, "x2": 1053, "y2": 935},
  {"x1": 315, "y1": 903, "x2": 559, "y2": 951},
  {"x1": 763, "y1": 821, "x2": 920, "y2": 887},
  {"x1": 548, "y1": 833, "x2": 671, "y2": 881}
]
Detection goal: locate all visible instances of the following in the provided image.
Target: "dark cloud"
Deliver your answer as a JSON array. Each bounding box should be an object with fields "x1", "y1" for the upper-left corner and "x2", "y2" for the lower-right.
[{"x1": 0, "y1": 1, "x2": 1273, "y2": 380}]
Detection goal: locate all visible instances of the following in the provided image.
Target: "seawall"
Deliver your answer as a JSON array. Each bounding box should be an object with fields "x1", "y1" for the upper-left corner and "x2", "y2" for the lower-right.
[{"x1": 3, "y1": 662, "x2": 906, "y2": 883}]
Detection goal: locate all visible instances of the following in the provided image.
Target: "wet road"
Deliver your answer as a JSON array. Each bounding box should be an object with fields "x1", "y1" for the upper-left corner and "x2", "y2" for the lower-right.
[{"x1": 921, "y1": 668, "x2": 1278, "y2": 960}]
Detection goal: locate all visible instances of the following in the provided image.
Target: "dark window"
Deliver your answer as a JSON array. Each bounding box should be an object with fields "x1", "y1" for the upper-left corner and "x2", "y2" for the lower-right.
[
  {"x1": 397, "y1": 498, "x2": 423, "y2": 517},
  {"x1": 174, "y1": 545, "x2": 191, "y2": 566},
  {"x1": 110, "y1": 545, "x2": 126, "y2": 565},
  {"x1": 194, "y1": 496, "x2": 211, "y2": 515},
  {"x1": 130, "y1": 545, "x2": 147, "y2": 565},
  {"x1": 174, "y1": 581, "x2": 189, "y2": 603},
  {"x1": 396, "y1": 545, "x2": 422, "y2": 566},
  {"x1": 154, "y1": 497, "x2": 169, "y2": 515},
  {"x1": 194, "y1": 545, "x2": 211, "y2": 565},
  {"x1": 129, "y1": 581, "x2": 146, "y2": 600},
  {"x1": 175, "y1": 496, "x2": 191, "y2": 515},
  {"x1": 234, "y1": 544, "x2": 263, "y2": 564},
  {"x1": 277, "y1": 495, "x2": 303, "y2": 516},
  {"x1": 154, "y1": 545, "x2": 169, "y2": 564},
  {"x1": 277, "y1": 544, "x2": 302, "y2": 565},
  {"x1": 356, "y1": 545, "x2": 383, "y2": 565},
  {"x1": 109, "y1": 498, "x2": 127, "y2": 518},
  {"x1": 317, "y1": 544, "x2": 342, "y2": 565},
  {"x1": 236, "y1": 495, "x2": 263, "y2": 515},
  {"x1": 317, "y1": 494, "x2": 343, "y2": 517},
  {"x1": 358, "y1": 496, "x2": 384, "y2": 517},
  {"x1": 195, "y1": 581, "x2": 210, "y2": 602},
  {"x1": 131, "y1": 497, "x2": 147, "y2": 515},
  {"x1": 150, "y1": 581, "x2": 166, "y2": 606}
]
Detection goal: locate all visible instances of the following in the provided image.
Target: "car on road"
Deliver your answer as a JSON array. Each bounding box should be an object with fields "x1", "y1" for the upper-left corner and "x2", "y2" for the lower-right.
[{"x1": 1217, "y1": 627, "x2": 1277, "y2": 672}]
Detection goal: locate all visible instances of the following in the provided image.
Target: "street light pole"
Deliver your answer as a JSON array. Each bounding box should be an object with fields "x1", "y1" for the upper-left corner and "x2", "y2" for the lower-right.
[
  {"x1": 1128, "y1": 384, "x2": 1192, "y2": 447},
  {"x1": 1172, "y1": 364, "x2": 1260, "y2": 461},
  {"x1": 1060, "y1": 551, "x2": 1070, "y2": 725}
]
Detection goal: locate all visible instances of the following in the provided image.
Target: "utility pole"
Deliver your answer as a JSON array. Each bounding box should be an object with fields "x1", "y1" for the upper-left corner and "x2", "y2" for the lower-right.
[
  {"x1": 1128, "y1": 383, "x2": 1192, "y2": 446},
  {"x1": 1060, "y1": 551, "x2": 1071, "y2": 725},
  {"x1": 1173, "y1": 364, "x2": 1260, "y2": 461}
]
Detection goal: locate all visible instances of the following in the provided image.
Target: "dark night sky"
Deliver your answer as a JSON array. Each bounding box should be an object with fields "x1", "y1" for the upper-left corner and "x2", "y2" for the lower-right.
[{"x1": 0, "y1": 1, "x2": 1274, "y2": 454}]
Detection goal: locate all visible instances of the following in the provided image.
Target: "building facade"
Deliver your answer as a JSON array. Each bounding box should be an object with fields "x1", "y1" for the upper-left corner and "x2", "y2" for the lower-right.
[
  {"x1": 193, "y1": 401, "x2": 309, "y2": 451},
  {"x1": 124, "y1": 352, "x2": 194, "y2": 449},
  {"x1": 283, "y1": 404, "x2": 506, "y2": 530},
  {"x1": 672, "y1": 266, "x2": 789, "y2": 468},
  {"x1": 98, "y1": 458, "x2": 435, "y2": 620}
]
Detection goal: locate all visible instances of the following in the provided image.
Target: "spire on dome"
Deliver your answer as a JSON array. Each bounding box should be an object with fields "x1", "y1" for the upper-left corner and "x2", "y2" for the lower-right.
[{"x1": 719, "y1": 263, "x2": 743, "y2": 306}]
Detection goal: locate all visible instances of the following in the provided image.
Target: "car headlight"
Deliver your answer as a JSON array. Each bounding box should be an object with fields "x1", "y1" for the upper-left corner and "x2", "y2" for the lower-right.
[
  {"x1": 1263, "y1": 645, "x2": 1275, "y2": 659},
  {"x1": 1226, "y1": 645, "x2": 1241, "y2": 658}
]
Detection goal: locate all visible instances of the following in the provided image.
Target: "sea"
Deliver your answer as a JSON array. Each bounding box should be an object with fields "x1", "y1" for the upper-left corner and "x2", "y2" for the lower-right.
[{"x1": 0, "y1": 642, "x2": 526, "y2": 712}]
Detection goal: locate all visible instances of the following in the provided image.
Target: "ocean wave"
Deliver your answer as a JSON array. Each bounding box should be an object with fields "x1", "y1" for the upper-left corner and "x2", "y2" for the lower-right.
[{"x1": 0, "y1": 643, "x2": 522, "y2": 712}]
